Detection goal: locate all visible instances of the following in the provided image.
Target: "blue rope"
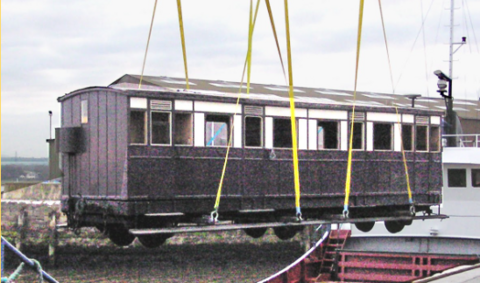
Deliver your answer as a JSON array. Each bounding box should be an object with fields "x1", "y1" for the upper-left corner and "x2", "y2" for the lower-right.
[{"x1": 206, "y1": 123, "x2": 226, "y2": 146}]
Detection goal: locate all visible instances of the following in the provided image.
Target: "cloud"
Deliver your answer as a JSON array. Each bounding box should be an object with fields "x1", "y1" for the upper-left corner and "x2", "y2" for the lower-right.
[{"x1": 2, "y1": 0, "x2": 480, "y2": 157}]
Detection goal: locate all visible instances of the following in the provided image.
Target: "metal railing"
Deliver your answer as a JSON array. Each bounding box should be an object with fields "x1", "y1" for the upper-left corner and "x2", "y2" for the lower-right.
[
  {"x1": 442, "y1": 134, "x2": 480, "y2": 148},
  {"x1": 1, "y1": 237, "x2": 59, "y2": 283}
]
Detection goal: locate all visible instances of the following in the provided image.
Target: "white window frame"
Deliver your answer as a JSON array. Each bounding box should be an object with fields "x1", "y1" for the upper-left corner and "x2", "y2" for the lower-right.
[{"x1": 150, "y1": 111, "x2": 172, "y2": 146}]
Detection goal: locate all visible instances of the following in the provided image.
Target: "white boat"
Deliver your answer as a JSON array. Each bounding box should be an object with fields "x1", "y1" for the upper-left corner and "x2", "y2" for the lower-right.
[{"x1": 348, "y1": 134, "x2": 480, "y2": 255}]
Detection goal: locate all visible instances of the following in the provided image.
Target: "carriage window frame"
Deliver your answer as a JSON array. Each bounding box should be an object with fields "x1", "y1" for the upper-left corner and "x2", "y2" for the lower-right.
[
  {"x1": 447, "y1": 168, "x2": 467, "y2": 188},
  {"x1": 416, "y1": 125, "x2": 429, "y2": 152},
  {"x1": 373, "y1": 123, "x2": 393, "y2": 151},
  {"x1": 429, "y1": 126, "x2": 441, "y2": 152},
  {"x1": 150, "y1": 111, "x2": 172, "y2": 146},
  {"x1": 317, "y1": 120, "x2": 339, "y2": 150},
  {"x1": 273, "y1": 117, "x2": 298, "y2": 149},
  {"x1": 129, "y1": 110, "x2": 147, "y2": 145},
  {"x1": 472, "y1": 169, "x2": 480, "y2": 188},
  {"x1": 205, "y1": 114, "x2": 231, "y2": 147},
  {"x1": 174, "y1": 112, "x2": 193, "y2": 146},
  {"x1": 244, "y1": 116, "x2": 263, "y2": 148},
  {"x1": 402, "y1": 124, "x2": 414, "y2": 151},
  {"x1": 350, "y1": 122, "x2": 364, "y2": 150}
]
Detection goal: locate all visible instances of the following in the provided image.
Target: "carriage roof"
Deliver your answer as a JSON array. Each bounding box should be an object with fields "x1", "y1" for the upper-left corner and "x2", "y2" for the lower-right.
[{"x1": 59, "y1": 73, "x2": 480, "y2": 117}]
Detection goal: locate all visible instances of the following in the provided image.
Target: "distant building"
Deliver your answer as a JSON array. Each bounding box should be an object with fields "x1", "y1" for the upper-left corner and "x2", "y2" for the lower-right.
[{"x1": 20, "y1": 171, "x2": 40, "y2": 180}]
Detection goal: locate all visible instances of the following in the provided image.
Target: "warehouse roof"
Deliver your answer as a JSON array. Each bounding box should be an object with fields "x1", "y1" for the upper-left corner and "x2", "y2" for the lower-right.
[{"x1": 109, "y1": 74, "x2": 480, "y2": 120}]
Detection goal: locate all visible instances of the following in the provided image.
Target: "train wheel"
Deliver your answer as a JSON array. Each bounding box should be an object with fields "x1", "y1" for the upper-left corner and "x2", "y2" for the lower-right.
[
  {"x1": 274, "y1": 227, "x2": 299, "y2": 240},
  {"x1": 107, "y1": 225, "x2": 135, "y2": 246},
  {"x1": 138, "y1": 235, "x2": 169, "y2": 248},
  {"x1": 244, "y1": 228, "x2": 268, "y2": 239},
  {"x1": 384, "y1": 221, "x2": 405, "y2": 234},
  {"x1": 355, "y1": 221, "x2": 375, "y2": 233}
]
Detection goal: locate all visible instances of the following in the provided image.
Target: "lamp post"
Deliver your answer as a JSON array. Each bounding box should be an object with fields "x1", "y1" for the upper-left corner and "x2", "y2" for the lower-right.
[
  {"x1": 405, "y1": 94, "x2": 422, "y2": 108},
  {"x1": 434, "y1": 70, "x2": 455, "y2": 146},
  {"x1": 49, "y1": 111, "x2": 53, "y2": 140}
]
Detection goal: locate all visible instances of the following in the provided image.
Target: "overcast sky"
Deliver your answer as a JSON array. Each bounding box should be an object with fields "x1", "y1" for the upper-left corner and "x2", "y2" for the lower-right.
[{"x1": 2, "y1": 0, "x2": 480, "y2": 158}]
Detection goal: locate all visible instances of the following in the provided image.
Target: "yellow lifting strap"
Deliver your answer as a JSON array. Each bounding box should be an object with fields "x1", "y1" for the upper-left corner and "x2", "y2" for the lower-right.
[
  {"x1": 343, "y1": 0, "x2": 365, "y2": 218},
  {"x1": 176, "y1": 0, "x2": 190, "y2": 89},
  {"x1": 139, "y1": 0, "x2": 159, "y2": 89},
  {"x1": 284, "y1": 0, "x2": 302, "y2": 219},
  {"x1": 211, "y1": 0, "x2": 261, "y2": 221},
  {"x1": 395, "y1": 106, "x2": 415, "y2": 213},
  {"x1": 246, "y1": 0, "x2": 261, "y2": 93}
]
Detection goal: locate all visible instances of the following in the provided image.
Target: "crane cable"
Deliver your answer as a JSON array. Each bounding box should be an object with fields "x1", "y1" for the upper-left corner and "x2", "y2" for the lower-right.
[
  {"x1": 139, "y1": 0, "x2": 158, "y2": 89},
  {"x1": 265, "y1": 0, "x2": 288, "y2": 83},
  {"x1": 211, "y1": 0, "x2": 261, "y2": 222},
  {"x1": 139, "y1": 0, "x2": 189, "y2": 89},
  {"x1": 378, "y1": 0, "x2": 395, "y2": 93},
  {"x1": 378, "y1": 0, "x2": 415, "y2": 213},
  {"x1": 343, "y1": 0, "x2": 365, "y2": 218},
  {"x1": 283, "y1": 0, "x2": 302, "y2": 220}
]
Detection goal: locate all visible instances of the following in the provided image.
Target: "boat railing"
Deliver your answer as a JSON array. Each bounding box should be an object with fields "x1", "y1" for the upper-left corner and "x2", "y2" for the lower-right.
[
  {"x1": 1, "y1": 236, "x2": 59, "y2": 283},
  {"x1": 442, "y1": 134, "x2": 480, "y2": 148}
]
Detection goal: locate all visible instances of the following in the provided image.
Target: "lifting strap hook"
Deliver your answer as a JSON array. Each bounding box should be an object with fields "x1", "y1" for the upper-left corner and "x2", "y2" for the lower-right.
[
  {"x1": 342, "y1": 206, "x2": 349, "y2": 219},
  {"x1": 296, "y1": 207, "x2": 303, "y2": 222},
  {"x1": 210, "y1": 210, "x2": 219, "y2": 224}
]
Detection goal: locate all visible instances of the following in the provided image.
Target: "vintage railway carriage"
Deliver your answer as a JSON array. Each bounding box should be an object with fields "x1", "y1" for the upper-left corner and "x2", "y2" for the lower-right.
[{"x1": 58, "y1": 74, "x2": 443, "y2": 247}]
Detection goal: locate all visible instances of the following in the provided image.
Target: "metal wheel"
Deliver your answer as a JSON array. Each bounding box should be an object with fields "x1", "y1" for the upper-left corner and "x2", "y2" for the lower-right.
[
  {"x1": 107, "y1": 225, "x2": 135, "y2": 246},
  {"x1": 274, "y1": 227, "x2": 300, "y2": 240},
  {"x1": 355, "y1": 221, "x2": 375, "y2": 233},
  {"x1": 384, "y1": 221, "x2": 405, "y2": 234},
  {"x1": 244, "y1": 228, "x2": 268, "y2": 239},
  {"x1": 138, "y1": 234, "x2": 169, "y2": 248}
]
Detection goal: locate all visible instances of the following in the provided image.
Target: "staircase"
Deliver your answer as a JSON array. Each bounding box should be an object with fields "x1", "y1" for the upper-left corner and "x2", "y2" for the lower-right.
[
  {"x1": 313, "y1": 229, "x2": 351, "y2": 282},
  {"x1": 260, "y1": 228, "x2": 480, "y2": 283}
]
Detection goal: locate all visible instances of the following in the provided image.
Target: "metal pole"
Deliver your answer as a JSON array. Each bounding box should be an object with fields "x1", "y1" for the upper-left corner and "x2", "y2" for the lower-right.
[
  {"x1": 49, "y1": 111, "x2": 53, "y2": 140},
  {"x1": 1, "y1": 239, "x2": 4, "y2": 277},
  {"x1": 1, "y1": 237, "x2": 59, "y2": 283},
  {"x1": 449, "y1": 0, "x2": 454, "y2": 79},
  {"x1": 448, "y1": 1, "x2": 457, "y2": 144}
]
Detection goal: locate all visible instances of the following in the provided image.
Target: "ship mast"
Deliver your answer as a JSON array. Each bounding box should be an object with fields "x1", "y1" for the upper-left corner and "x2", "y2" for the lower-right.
[
  {"x1": 449, "y1": 0, "x2": 454, "y2": 79},
  {"x1": 448, "y1": 0, "x2": 466, "y2": 89},
  {"x1": 435, "y1": 0, "x2": 466, "y2": 143}
]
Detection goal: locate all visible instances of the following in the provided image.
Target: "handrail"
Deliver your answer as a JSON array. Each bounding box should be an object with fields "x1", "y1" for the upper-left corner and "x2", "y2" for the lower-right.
[
  {"x1": 442, "y1": 134, "x2": 480, "y2": 148},
  {"x1": 1, "y1": 237, "x2": 59, "y2": 283},
  {"x1": 257, "y1": 225, "x2": 330, "y2": 283}
]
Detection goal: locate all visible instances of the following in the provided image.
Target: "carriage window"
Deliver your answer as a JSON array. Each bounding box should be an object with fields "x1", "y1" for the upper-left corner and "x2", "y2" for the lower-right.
[
  {"x1": 402, "y1": 125, "x2": 413, "y2": 151},
  {"x1": 174, "y1": 113, "x2": 193, "y2": 145},
  {"x1": 416, "y1": 125, "x2": 428, "y2": 151},
  {"x1": 472, "y1": 169, "x2": 480, "y2": 188},
  {"x1": 274, "y1": 118, "x2": 295, "y2": 148},
  {"x1": 129, "y1": 110, "x2": 146, "y2": 144},
  {"x1": 206, "y1": 114, "x2": 230, "y2": 146},
  {"x1": 151, "y1": 112, "x2": 171, "y2": 145},
  {"x1": 151, "y1": 112, "x2": 170, "y2": 144},
  {"x1": 373, "y1": 123, "x2": 392, "y2": 150},
  {"x1": 245, "y1": 116, "x2": 262, "y2": 147},
  {"x1": 430, "y1": 126, "x2": 440, "y2": 152},
  {"x1": 81, "y1": 100, "x2": 88, "y2": 124},
  {"x1": 448, "y1": 169, "x2": 466, "y2": 187},
  {"x1": 318, "y1": 121, "x2": 338, "y2": 149},
  {"x1": 351, "y1": 122, "x2": 364, "y2": 150}
]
